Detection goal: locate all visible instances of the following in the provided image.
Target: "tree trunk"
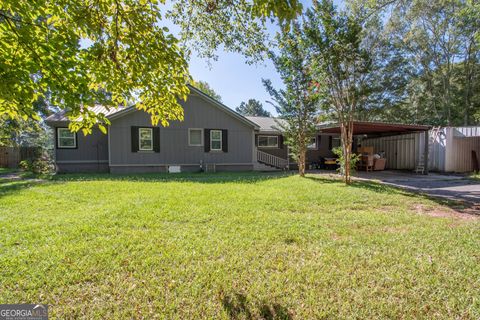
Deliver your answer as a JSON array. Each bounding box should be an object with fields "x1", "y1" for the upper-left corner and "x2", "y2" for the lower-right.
[
  {"x1": 463, "y1": 38, "x2": 474, "y2": 126},
  {"x1": 298, "y1": 147, "x2": 306, "y2": 177},
  {"x1": 344, "y1": 148, "x2": 350, "y2": 184},
  {"x1": 341, "y1": 118, "x2": 354, "y2": 185},
  {"x1": 348, "y1": 120, "x2": 354, "y2": 184}
]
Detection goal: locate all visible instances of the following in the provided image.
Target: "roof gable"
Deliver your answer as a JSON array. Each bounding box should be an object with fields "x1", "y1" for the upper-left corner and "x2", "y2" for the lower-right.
[
  {"x1": 47, "y1": 85, "x2": 259, "y2": 130},
  {"x1": 187, "y1": 85, "x2": 259, "y2": 129}
]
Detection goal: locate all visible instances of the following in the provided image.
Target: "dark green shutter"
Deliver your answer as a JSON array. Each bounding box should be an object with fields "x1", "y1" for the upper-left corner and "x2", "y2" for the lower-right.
[
  {"x1": 153, "y1": 127, "x2": 160, "y2": 152},
  {"x1": 204, "y1": 129, "x2": 211, "y2": 152},
  {"x1": 131, "y1": 126, "x2": 139, "y2": 152},
  {"x1": 222, "y1": 130, "x2": 228, "y2": 152},
  {"x1": 279, "y1": 135, "x2": 284, "y2": 149}
]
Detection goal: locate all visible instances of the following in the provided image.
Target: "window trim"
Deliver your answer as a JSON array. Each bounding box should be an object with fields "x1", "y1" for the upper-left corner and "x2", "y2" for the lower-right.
[
  {"x1": 188, "y1": 128, "x2": 204, "y2": 146},
  {"x1": 57, "y1": 127, "x2": 77, "y2": 149},
  {"x1": 138, "y1": 127, "x2": 154, "y2": 151},
  {"x1": 257, "y1": 135, "x2": 279, "y2": 148},
  {"x1": 307, "y1": 137, "x2": 317, "y2": 150},
  {"x1": 210, "y1": 129, "x2": 223, "y2": 151}
]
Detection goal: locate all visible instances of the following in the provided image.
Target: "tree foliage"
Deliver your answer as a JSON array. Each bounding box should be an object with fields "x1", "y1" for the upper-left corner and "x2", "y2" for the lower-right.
[
  {"x1": 263, "y1": 24, "x2": 320, "y2": 177},
  {"x1": 0, "y1": 0, "x2": 302, "y2": 135},
  {"x1": 0, "y1": 97, "x2": 51, "y2": 147},
  {"x1": 304, "y1": 0, "x2": 371, "y2": 184},
  {"x1": 167, "y1": 0, "x2": 302, "y2": 63},
  {"x1": 190, "y1": 80, "x2": 222, "y2": 102},
  {"x1": 235, "y1": 99, "x2": 271, "y2": 117},
  {"x1": 0, "y1": 118, "x2": 51, "y2": 148},
  {"x1": 1, "y1": 0, "x2": 189, "y2": 135},
  {"x1": 347, "y1": 0, "x2": 480, "y2": 126}
]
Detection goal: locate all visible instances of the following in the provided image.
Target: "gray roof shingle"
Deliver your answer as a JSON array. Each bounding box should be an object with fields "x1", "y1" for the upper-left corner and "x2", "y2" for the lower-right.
[
  {"x1": 245, "y1": 116, "x2": 285, "y2": 133},
  {"x1": 45, "y1": 105, "x2": 128, "y2": 123}
]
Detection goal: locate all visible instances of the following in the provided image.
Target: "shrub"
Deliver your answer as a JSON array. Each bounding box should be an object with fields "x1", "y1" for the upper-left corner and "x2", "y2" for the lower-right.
[
  {"x1": 18, "y1": 152, "x2": 54, "y2": 174},
  {"x1": 332, "y1": 146, "x2": 360, "y2": 176},
  {"x1": 31, "y1": 157, "x2": 54, "y2": 174},
  {"x1": 19, "y1": 160, "x2": 33, "y2": 171}
]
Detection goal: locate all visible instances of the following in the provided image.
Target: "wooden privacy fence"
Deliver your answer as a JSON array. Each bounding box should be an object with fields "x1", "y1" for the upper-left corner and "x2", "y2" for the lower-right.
[{"x1": 0, "y1": 147, "x2": 41, "y2": 168}]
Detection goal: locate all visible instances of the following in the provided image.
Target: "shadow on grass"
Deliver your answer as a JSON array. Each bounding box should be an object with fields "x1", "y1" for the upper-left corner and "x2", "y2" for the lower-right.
[
  {"x1": 305, "y1": 175, "x2": 402, "y2": 194},
  {"x1": 0, "y1": 169, "x2": 55, "y2": 199},
  {"x1": 0, "y1": 179, "x2": 49, "y2": 198},
  {"x1": 0, "y1": 171, "x2": 293, "y2": 199},
  {"x1": 51, "y1": 171, "x2": 294, "y2": 184},
  {"x1": 221, "y1": 292, "x2": 292, "y2": 320}
]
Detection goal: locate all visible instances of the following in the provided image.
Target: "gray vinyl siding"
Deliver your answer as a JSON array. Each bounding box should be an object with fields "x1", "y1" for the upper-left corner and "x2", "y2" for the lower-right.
[
  {"x1": 306, "y1": 134, "x2": 337, "y2": 162},
  {"x1": 109, "y1": 94, "x2": 254, "y2": 168},
  {"x1": 55, "y1": 127, "x2": 109, "y2": 163}
]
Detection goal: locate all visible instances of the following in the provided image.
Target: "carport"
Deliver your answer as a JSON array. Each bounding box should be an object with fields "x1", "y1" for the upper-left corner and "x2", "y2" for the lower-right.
[{"x1": 318, "y1": 121, "x2": 431, "y2": 174}]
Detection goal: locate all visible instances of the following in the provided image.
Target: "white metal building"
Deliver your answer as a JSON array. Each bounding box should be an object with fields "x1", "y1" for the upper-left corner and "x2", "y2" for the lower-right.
[{"x1": 362, "y1": 126, "x2": 480, "y2": 173}]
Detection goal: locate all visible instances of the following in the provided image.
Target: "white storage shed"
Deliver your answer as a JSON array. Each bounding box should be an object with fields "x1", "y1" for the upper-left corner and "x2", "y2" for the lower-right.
[{"x1": 362, "y1": 126, "x2": 480, "y2": 173}]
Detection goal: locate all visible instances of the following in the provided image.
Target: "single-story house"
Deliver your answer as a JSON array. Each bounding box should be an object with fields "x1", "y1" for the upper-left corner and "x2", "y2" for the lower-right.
[
  {"x1": 46, "y1": 86, "x2": 446, "y2": 174},
  {"x1": 47, "y1": 86, "x2": 258, "y2": 173},
  {"x1": 46, "y1": 86, "x2": 354, "y2": 173}
]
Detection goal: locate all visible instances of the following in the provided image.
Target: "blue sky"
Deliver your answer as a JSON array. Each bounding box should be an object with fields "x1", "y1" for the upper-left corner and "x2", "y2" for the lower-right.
[
  {"x1": 185, "y1": 0, "x2": 344, "y2": 115},
  {"x1": 157, "y1": 3, "x2": 283, "y2": 115},
  {"x1": 183, "y1": 0, "x2": 308, "y2": 115},
  {"x1": 163, "y1": 13, "x2": 286, "y2": 115},
  {"x1": 189, "y1": 50, "x2": 281, "y2": 115}
]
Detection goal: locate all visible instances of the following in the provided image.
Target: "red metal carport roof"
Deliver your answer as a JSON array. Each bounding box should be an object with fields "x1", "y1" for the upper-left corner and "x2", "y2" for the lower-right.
[{"x1": 319, "y1": 121, "x2": 431, "y2": 135}]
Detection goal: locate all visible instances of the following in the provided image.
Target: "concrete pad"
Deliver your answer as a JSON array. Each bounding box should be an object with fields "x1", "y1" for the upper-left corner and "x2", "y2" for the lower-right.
[
  {"x1": 355, "y1": 171, "x2": 480, "y2": 205},
  {"x1": 308, "y1": 170, "x2": 480, "y2": 205}
]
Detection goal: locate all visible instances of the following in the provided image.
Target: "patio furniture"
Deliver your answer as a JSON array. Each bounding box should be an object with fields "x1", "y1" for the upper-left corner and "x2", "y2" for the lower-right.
[
  {"x1": 358, "y1": 146, "x2": 374, "y2": 155},
  {"x1": 373, "y1": 158, "x2": 386, "y2": 171},
  {"x1": 359, "y1": 155, "x2": 374, "y2": 171}
]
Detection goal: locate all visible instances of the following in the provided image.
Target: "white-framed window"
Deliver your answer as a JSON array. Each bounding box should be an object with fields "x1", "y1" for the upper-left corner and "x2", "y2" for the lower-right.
[
  {"x1": 188, "y1": 128, "x2": 203, "y2": 146},
  {"x1": 307, "y1": 137, "x2": 317, "y2": 149},
  {"x1": 258, "y1": 135, "x2": 279, "y2": 148},
  {"x1": 210, "y1": 130, "x2": 222, "y2": 151},
  {"x1": 139, "y1": 128, "x2": 153, "y2": 151},
  {"x1": 57, "y1": 128, "x2": 76, "y2": 148}
]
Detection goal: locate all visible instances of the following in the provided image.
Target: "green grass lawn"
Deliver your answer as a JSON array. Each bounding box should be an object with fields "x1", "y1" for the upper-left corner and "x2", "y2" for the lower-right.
[{"x1": 0, "y1": 172, "x2": 479, "y2": 319}]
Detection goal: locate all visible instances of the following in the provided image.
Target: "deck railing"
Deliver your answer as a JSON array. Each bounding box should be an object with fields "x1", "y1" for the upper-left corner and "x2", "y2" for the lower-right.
[{"x1": 257, "y1": 150, "x2": 288, "y2": 169}]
